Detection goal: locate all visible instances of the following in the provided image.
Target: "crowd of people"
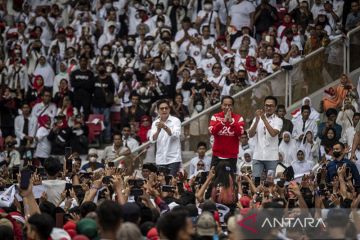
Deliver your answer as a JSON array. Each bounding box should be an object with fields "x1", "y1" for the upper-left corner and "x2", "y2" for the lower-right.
[{"x1": 0, "y1": 0, "x2": 360, "y2": 239}]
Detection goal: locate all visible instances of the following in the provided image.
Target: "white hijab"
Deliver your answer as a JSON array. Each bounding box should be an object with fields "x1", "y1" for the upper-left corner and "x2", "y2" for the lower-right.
[
  {"x1": 279, "y1": 131, "x2": 297, "y2": 166},
  {"x1": 292, "y1": 97, "x2": 320, "y2": 123},
  {"x1": 33, "y1": 58, "x2": 55, "y2": 88}
]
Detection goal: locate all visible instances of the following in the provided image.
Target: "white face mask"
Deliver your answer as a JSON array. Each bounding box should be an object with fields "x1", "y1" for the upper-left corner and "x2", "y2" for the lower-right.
[
  {"x1": 157, "y1": 21, "x2": 164, "y2": 27},
  {"x1": 104, "y1": 3, "x2": 112, "y2": 9},
  {"x1": 125, "y1": 53, "x2": 132, "y2": 58},
  {"x1": 106, "y1": 66, "x2": 113, "y2": 72},
  {"x1": 146, "y1": 40, "x2": 153, "y2": 47},
  {"x1": 14, "y1": 49, "x2": 21, "y2": 54},
  {"x1": 89, "y1": 156, "x2": 97, "y2": 162},
  {"x1": 195, "y1": 104, "x2": 203, "y2": 112},
  {"x1": 206, "y1": 52, "x2": 212, "y2": 58},
  {"x1": 204, "y1": 4, "x2": 213, "y2": 11},
  {"x1": 102, "y1": 50, "x2": 110, "y2": 56},
  {"x1": 128, "y1": 40, "x2": 135, "y2": 46},
  {"x1": 155, "y1": 9, "x2": 163, "y2": 15}
]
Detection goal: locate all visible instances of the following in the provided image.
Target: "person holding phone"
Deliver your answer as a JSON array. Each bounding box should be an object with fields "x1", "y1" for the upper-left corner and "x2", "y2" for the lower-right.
[
  {"x1": 248, "y1": 96, "x2": 283, "y2": 186},
  {"x1": 81, "y1": 148, "x2": 105, "y2": 173},
  {"x1": 327, "y1": 142, "x2": 360, "y2": 186},
  {"x1": 209, "y1": 96, "x2": 244, "y2": 174}
]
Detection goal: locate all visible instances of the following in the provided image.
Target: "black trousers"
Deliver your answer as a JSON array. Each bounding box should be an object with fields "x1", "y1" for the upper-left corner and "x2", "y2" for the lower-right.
[{"x1": 211, "y1": 156, "x2": 237, "y2": 174}]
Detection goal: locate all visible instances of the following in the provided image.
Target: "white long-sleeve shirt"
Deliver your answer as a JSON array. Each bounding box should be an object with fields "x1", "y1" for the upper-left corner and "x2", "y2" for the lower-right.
[
  {"x1": 150, "y1": 115, "x2": 182, "y2": 165},
  {"x1": 14, "y1": 115, "x2": 38, "y2": 147},
  {"x1": 189, "y1": 155, "x2": 212, "y2": 177}
]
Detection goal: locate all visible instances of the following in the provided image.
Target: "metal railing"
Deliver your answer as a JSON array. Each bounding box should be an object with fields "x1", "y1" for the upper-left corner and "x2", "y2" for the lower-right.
[{"x1": 113, "y1": 26, "x2": 360, "y2": 170}]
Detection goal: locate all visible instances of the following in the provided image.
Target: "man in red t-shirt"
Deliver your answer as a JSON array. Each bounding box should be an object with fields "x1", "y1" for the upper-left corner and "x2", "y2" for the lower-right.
[{"x1": 209, "y1": 96, "x2": 245, "y2": 173}]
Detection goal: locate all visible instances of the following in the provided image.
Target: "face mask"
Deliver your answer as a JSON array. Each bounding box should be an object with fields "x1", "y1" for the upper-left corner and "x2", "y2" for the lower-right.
[
  {"x1": 238, "y1": 77, "x2": 245, "y2": 82},
  {"x1": 206, "y1": 53, "x2": 212, "y2": 58},
  {"x1": 146, "y1": 40, "x2": 153, "y2": 47},
  {"x1": 204, "y1": 4, "x2": 213, "y2": 11},
  {"x1": 125, "y1": 53, "x2": 132, "y2": 58},
  {"x1": 102, "y1": 50, "x2": 110, "y2": 56},
  {"x1": 333, "y1": 151, "x2": 342, "y2": 158},
  {"x1": 98, "y1": 68, "x2": 106, "y2": 74},
  {"x1": 89, "y1": 156, "x2": 97, "y2": 162},
  {"x1": 128, "y1": 40, "x2": 135, "y2": 46},
  {"x1": 104, "y1": 3, "x2": 112, "y2": 9},
  {"x1": 156, "y1": 8, "x2": 163, "y2": 15},
  {"x1": 195, "y1": 104, "x2": 203, "y2": 112},
  {"x1": 14, "y1": 49, "x2": 21, "y2": 54},
  {"x1": 157, "y1": 21, "x2": 164, "y2": 27},
  {"x1": 162, "y1": 36, "x2": 171, "y2": 42},
  {"x1": 106, "y1": 66, "x2": 113, "y2": 73}
]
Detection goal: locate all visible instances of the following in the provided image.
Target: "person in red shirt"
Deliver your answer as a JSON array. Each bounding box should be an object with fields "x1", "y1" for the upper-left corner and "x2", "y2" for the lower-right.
[{"x1": 209, "y1": 96, "x2": 245, "y2": 173}]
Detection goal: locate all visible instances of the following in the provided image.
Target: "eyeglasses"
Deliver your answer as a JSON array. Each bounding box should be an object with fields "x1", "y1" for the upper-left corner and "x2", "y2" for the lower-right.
[{"x1": 197, "y1": 163, "x2": 205, "y2": 167}]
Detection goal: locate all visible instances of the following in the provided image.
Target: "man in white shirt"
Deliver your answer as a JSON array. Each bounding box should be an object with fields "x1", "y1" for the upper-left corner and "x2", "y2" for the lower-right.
[
  {"x1": 150, "y1": 56, "x2": 171, "y2": 87},
  {"x1": 42, "y1": 157, "x2": 66, "y2": 206},
  {"x1": 122, "y1": 124, "x2": 140, "y2": 152},
  {"x1": 248, "y1": 96, "x2": 283, "y2": 186},
  {"x1": 292, "y1": 105, "x2": 318, "y2": 143},
  {"x1": 341, "y1": 112, "x2": 360, "y2": 150},
  {"x1": 14, "y1": 103, "x2": 38, "y2": 149},
  {"x1": 102, "y1": 133, "x2": 131, "y2": 164},
  {"x1": 31, "y1": 89, "x2": 57, "y2": 120},
  {"x1": 189, "y1": 142, "x2": 212, "y2": 177},
  {"x1": 150, "y1": 99, "x2": 182, "y2": 176},
  {"x1": 175, "y1": 17, "x2": 199, "y2": 63},
  {"x1": 228, "y1": 0, "x2": 255, "y2": 31}
]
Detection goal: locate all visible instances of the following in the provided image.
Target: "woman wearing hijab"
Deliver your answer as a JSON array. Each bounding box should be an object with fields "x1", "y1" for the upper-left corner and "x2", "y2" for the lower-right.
[
  {"x1": 137, "y1": 115, "x2": 152, "y2": 144},
  {"x1": 291, "y1": 148, "x2": 314, "y2": 176},
  {"x1": 244, "y1": 56, "x2": 258, "y2": 84},
  {"x1": 279, "y1": 131, "x2": 297, "y2": 166},
  {"x1": 26, "y1": 75, "x2": 45, "y2": 107},
  {"x1": 301, "y1": 130, "x2": 320, "y2": 164},
  {"x1": 237, "y1": 148, "x2": 253, "y2": 174},
  {"x1": 291, "y1": 97, "x2": 320, "y2": 123},
  {"x1": 277, "y1": 14, "x2": 294, "y2": 43},
  {"x1": 320, "y1": 127, "x2": 338, "y2": 157},
  {"x1": 33, "y1": 55, "x2": 55, "y2": 89}
]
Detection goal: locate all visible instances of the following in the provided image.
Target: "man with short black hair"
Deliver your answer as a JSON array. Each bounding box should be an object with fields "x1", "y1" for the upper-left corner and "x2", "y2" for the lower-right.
[
  {"x1": 292, "y1": 105, "x2": 318, "y2": 143},
  {"x1": 150, "y1": 99, "x2": 182, "y2": 176},
  {"x1": 157, "y1": 209, "x2": 194, "y2": 240},
  {"x1": 26, "y1": 213, "x2": 55, "y2": 240},
  {"x1": 189, "y1": 142, "x2": 211, "y2": 177},
  {"x1": 42, "y1": 157, "x2": 66, "y2": 205},
  {"x1": 276, "y1": 104, "x2": 293, "y2": 141},
  {"x1": 122, "y1": 124, "x2": 139, "y2": 151},
  {"x1": 327, "y1": 142, "x2": 360, "y2": 186},
  {"x1": 70, "y1": 56, "x2": 95, "y2": 120},
  {"x1": 248, "y1": 96, "x2": 283, "y2": 186},
  {"x1": 209, "y1": 96, "x2": 244, "y2": 173},
  {"x1": 96, "y1": 200, "x2": 123, "y2": 240}
]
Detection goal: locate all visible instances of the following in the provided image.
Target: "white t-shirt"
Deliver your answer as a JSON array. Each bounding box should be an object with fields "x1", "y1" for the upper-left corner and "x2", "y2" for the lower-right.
[
  {"x1": 229, "y1": 1, "x2": 255, "y2": 30},
  {"x1": 197, "y1": 10, "x2": 219, "y2": 37},
  {"x1": 250, "y1": 114, "x2": 283, "y2": 161},
  {"x1": 42, "y1": 179, "x2": 66, "y2": 205}
]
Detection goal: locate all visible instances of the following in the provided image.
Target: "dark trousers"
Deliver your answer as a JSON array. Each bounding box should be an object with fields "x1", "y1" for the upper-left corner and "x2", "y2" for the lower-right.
[
  {"x1": 157, "y1": 162, "x2": 181, "y2": 176},
  {"x1": 211, "y1": 156, "x2": 237, "y2": 174}
]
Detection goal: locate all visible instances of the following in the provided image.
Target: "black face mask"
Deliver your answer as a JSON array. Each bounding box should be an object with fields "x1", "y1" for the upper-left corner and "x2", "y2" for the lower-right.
[
  {"x1": 98, "y1": 69, "x2": 106, "y2": 74},
  {"x1": 238, "y1": 77, "x2": 246, "y2": 82},
  {"x1": 333, "y1": 151, "x2": 342, "y2": 158},
  {"x1": 162, "y1": 37, "x2": 171, "y2": 42}
]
